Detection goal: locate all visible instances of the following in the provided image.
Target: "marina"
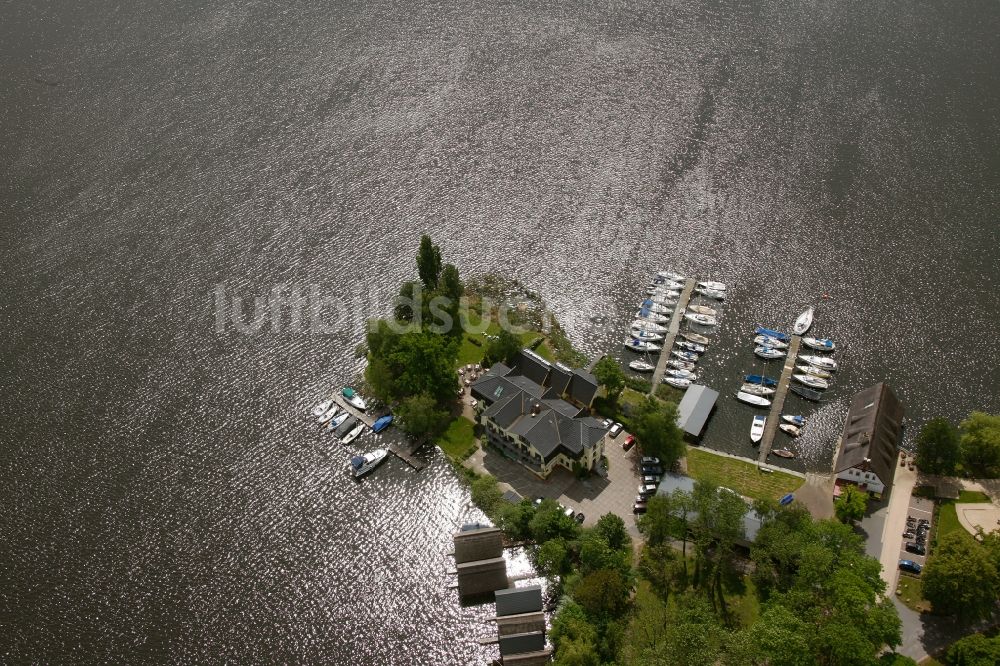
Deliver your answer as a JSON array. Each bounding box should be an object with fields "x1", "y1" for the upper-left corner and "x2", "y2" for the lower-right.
[
  {"x1": 648, "y1": 278, "x2": 697, "y2": 394},
  {"x1": 757, "y1": 336, "x2": 802, "y2": 465}
]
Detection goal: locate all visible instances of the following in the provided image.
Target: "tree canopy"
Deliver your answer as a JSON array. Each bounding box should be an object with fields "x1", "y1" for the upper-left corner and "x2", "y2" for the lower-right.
[
  {"x1": 416, "y1": 234, "x2": 442, "y2": 289},
  {"x1": 592, "y1": 356, "x2": 626, "y2": 403},
  {"x1": 834, "y1": 484, "x2": 868, "y2": 523},
  {"x1": 959, "y1": 411, "x2": 1000, "y2": 478},
  {"x1": 631, "y1": 397, "x2": 685, "y2": 466},
  {"x1": 915, "y1": 418, "x2": 962, "y2": 475},
  {"x1": 922, "y1": 531, "x2": 1000, "y2": 620},
  {"x1": 482, "y1": 328, "x2": 522, "y2": 368},
  {"x1": 945, "y1": 633, "x2": 1000, "y2": 666}
]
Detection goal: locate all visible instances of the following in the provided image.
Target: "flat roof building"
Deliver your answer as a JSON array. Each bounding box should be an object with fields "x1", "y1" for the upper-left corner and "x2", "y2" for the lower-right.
[{"x1": 676, "y1": 384, "x2": 719, "y2": 437}]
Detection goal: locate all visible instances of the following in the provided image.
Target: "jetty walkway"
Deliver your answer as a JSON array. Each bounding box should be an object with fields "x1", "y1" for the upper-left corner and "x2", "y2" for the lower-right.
[
  {"x1": 648, "y1": 279, "x2": 696, "y2": 395},
  {"x1": 331, "y1": 393, "x2": 425, "y2": 470},
  {"x1": 757, "y1": 335, "x2": 801, "y2": 464}
]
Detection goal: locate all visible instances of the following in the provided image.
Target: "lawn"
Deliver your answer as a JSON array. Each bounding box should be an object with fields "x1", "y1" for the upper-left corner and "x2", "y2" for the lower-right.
[
  {"x1": 896, "y1": 574, "x2": 931, "y2": 613},
  {"x1": 436, "y1": 416, "x2": 477, "y2": 462},
  {"x1": 685, "y1": 447, "x2": 804, "y2": 502},
  {"x1": 455, "y1": 321, "x2": 550, "y2": 367},
  {"x1": 934, "y1": 490, "x2": 991, "y2": 542}
]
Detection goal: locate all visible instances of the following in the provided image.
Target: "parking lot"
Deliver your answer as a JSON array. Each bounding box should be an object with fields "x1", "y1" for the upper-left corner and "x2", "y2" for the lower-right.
[{"x1": 899, "y1": 495, "x2": 934, "y2": 570}]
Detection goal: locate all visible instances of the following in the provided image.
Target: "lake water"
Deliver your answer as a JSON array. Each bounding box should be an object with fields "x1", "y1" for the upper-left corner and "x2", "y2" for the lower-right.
[{"x1": 2, "y1": 0, "x2": 998, "y2": 661}]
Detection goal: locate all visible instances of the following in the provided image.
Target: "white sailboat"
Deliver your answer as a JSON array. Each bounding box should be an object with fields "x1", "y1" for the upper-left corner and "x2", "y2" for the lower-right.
[
  {"x1": 736, "y1": 391, "x2": 772, "y2": 407},
  {"x1": 793, "y1": 307, "x2": 814, "y2": 335}
]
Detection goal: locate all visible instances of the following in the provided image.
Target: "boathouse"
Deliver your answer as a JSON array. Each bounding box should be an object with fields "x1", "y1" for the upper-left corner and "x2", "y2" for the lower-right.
[
  {"x1": 676, "y1": 384, "x2": 719, "y2": 438},
  {"x1": 834, "y1": 383, "x2": 904, "y2": 498}
]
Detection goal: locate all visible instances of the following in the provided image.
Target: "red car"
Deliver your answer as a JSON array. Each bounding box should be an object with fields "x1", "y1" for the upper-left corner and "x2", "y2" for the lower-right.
[{"x1": 622, "y1": 434, "x2": 636, "y2": 451}]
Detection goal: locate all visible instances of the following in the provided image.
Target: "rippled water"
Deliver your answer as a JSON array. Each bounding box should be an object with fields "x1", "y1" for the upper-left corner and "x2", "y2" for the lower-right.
[{"x1": 2, "y1": 0, "x2": 998, "y2": 661}]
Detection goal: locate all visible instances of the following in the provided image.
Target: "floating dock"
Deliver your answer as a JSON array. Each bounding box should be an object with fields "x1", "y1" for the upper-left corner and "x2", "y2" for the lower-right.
[
  {"x1": 388, "y1": 439, "x2": 427, "y2": 471},
  {"x1": 648, "y1": 279, "x2": 697, "y2": 395},
  {"x1": 330, "y1": 394, "x2": 376, "y2": 428},
  {"x1": 757, "y1": 335, "x2": 802, "y2": 464}
]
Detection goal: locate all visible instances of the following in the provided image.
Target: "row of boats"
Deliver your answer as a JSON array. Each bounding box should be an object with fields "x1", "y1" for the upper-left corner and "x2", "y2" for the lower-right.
[
  {"x1": 750, "y1": 413, "x2": 806, "y2": 457},
  {"x1": 311, "y1": 387, "x2": 393, "y2": 477}
]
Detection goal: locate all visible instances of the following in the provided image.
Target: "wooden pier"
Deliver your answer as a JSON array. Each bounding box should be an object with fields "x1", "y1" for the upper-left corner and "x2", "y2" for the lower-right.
[
  {"x1": 330, "y1": 394, "x2": 376, "y2": 428},
  {"x1": 388, "y1": 439, "x2": 427, "y2": 471},
  {"x1": 648, "y1": 279, "x2": 697, "y2": 395},
  {"x1": 757, "y1": 335, "x2": 802, "y2": 464}
]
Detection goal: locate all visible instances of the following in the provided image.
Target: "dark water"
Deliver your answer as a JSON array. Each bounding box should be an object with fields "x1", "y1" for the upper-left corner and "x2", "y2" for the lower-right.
[{"x1": 2, "y1": 0, "x2": 998, "y2": 661}]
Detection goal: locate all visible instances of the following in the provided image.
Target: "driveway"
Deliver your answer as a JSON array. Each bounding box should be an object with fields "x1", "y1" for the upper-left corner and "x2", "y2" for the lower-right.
[{"x1": 877, "y1": 464, "x2": 917, "y2": 592}]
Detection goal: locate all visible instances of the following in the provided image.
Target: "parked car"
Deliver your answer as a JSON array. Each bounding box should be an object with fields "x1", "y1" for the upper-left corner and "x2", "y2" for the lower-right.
[
  {"x1": 622, "y1": 434, "x2": 636, "y2": 451},
  {"x1": 642, "y1": 475, "x2": 661, "y2": 486},
  {"x1": 638, "y1": 484, "x2": 657, "y2": 498},
  {"x1": 633, "y1": 503, "x2": 647, "y2": 514},
  {"x1": 602, "y1": 418, "x2": 613, "y2": 429},
  {"x1": 641, "y1": 456, "x2": 661, "y2": 466},
  {"x1": 575, "y1": 513, "x2": 585, "y2": 524},
  {"x1": 899, "y1": 559, "x2": 922, "y2": 574},
  {"x1": 642, "y1": 465, "x2": 663, "y2": 476},
  {"x1": 635, "y1": 495, "x2": 648, "y2": 504},
  {"x1": 902, "y1": 531, "x2": 915, "y2": 539},
  {"x1": 905, "y1": 542, "x2": 926, "y2": 556},
  {"x1": 609, "y1": 423, "x2": 624, "y2": 438}
]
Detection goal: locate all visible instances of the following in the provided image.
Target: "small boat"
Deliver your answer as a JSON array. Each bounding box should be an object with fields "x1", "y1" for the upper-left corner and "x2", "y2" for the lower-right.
[
  {"x1": 802, "y1": 336, "x2": 836, "y2": 352},
  {"x1": 793, "y1": 373, "x2": 829, "y2": 390},
  {"x1": 317, "y1": 404, "x2": 340, "y2": 424},
  {"x1": 341, "y1": 422, "x2": 366, "y2": 445},
  {"x1": 350, "y1": 448, "x2": 389, "y2": 478},
  {"x1": 681, "y1": 332, "x2": 710, "y2": 345},
  {"x1": 641, "y1": 300, "x2": 673, "y2": 314},
  {"x1": 755, "y1": 327, "x2": 790, "y2": 342},
  {"x1": 663, "y1": 377, "x2": 691, "y2": 390},
  {"x1": 631, "y1": 319, "x2": 667, "y2": 333},
  {"x1": 334, "y1": 415, "x2": 358, "y2": 437},
  {"x1": 327, "y1": 412, "x2": 350, "y2": 430},
  {"x1": 754, "y1": 335, "x2": 788, "y2": 349},
  {"x1": 795, "y1": 364, "x2": 831, "y2": 379},
  {"x1": 372, "y1": 415, "x2": 393, "y2": 433},
  {"x1": 744, "y1": 374, "x2": 778, "y2": 387},
  {"x1": 754, "y1": 346, "x2": 786, "y2": 360},
  {"x1": 782, "y1": 414, "x2": 806, "y2": 427},
  {"x1": 636, "y1": 309, "x2": 669, "y2": 323},
  {"x1": 649, "y1": 295, "x2": 678, "y2": 307},
  {"x1": 650, "y1": 281, "x2": 684, "y2": 292},
  {"x1": 688, "y1": 304, "x2": 717, "y2": 317},
  {"x1": 740, "y1": 383, "x2": 776, "y2": 397},
  {"x1": 696, "y1": 288, "x2": 726, "y2": 300},
  {"x1": 657, "y1": 271, "x2": 685, "y2": 282},
  {"x1": 675, "y1": 340, "x2": 705, "y2": 353},
  {"x1": 625, "y1": 338, "x2": 661, "y2": 352},
  {"x1": 646, "y1": 287, "x2": 681, "y2": 297},
  {"x1": 629, "y1": 360, "x2": 656, "y2": 373},
  {"x1": 666, "y1": 368, "x2": 698, "y2": 380},
  {"x1": 312, "y1": 400, "x2": 334, "y2": 417},
  {"x1": 771, "y1": 448, "x2": 796, "y2": 459},
  {"x1": 630, "y1": 328, "x2": 664, "y2": 341},
  {"x1": 798, "y1": 355, "x2": 838, "y2": 371},
  {"x1": 343, "y1": 387, "x2": 367, "y2": 411},
  {"x1": 698, "y1": 280, "x2": 727, "y2": 291},
  {"x1": 736, "y1": 391, "x2": 772, "y2": 407},
  {"x1": 750, "y1": 415, "x2": 766, "y2": 443},
  {"x1": 779, "y1": 423, "x2": 801, "y2": 438},
  {"x1": 667, "y1": 359, "x2": 696, "y2": 371},
  {"x1": 793, "y1": 307, "x2": 814, "y2": 335},
  {"x1": 790, "y1": 385, "x2": 822, "y2": 401},
  {"x1": 671, "y1": 350, "x2": 699, "y2": 362},
  {"x1": 685, "y1": 312, "x2": 717, "y2": 326}
]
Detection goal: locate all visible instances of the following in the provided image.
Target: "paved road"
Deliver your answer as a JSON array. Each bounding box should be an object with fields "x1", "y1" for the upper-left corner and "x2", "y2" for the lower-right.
[{"x1": 878, "y1": 464, "x2": 917, "y2": 592}]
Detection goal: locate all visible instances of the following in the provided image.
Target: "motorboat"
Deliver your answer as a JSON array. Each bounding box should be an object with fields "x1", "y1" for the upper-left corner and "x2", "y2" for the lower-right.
[
  {"x1": 698, "y1": 280, "x2": 726, "y2": 291},
  {"x1": 740, "y1": 383, "x2": 776, "y2": 397},
  {"x1": 646, "y1": 287, "x2": 681, "y2": 297},
  {"x1": 779, "y1": 423, "x2": 801, "y2": 438},
  {"x1": 667, "y1": 359, "x2": 696, "y2": 371},
  {"x1": 341, "y1": 422, "x2": 366, "y2": 445},
  {"x1": 650, "y1": 280, "x2": 684, "y2": 292},
  {"x1": 750, "y1": 415, "x2": 766, "y2": 443},
  {"x1": 755, "y1": 327, "x2": 790, "y2": 342},
  {"x1": 334, "y1": 415, "x2": 358, "y2": 437},
  {"x1": 802, "y1": 336, "x2": 836, "y2": 352},
  {"x1": 327, "y1": 412, "x2": 350, "y2": 431},
  {"x1": 688, "y1": 305, "x2": 718, "y2": 317},
  {"x1": 782, "y1": 414, "x2": 806, "y2": 427},
  {"x1": 641, "y1": 300, "x2": 673, "y2": 315},
  {"x1": 793, "y1": 307, "x2": 814, "y2": 335},
  {"x1": 312, "y1": 400, "x2": 334, "y2": 417},
  {"x1": 372, "y1": 415, "x2": 393, "y2": 433},
  {"x1": 343, "y1": 387, "x2": 367, "y2": 411},
  {"x1": 666, "y1": 368, "x2": 697, "y2": 380},
  {"x1": 625, "y1": 338, "x2": 661, "y2": 352},
  {"x1": 636, "y1": 309, "x2": 669, "y2": 323},
  {"x1": 754, "y1": 346, "x2": 786, "y2": 360},
  {"x1": 696, "y1": 288, "x2": 726, "y2": 300},
  {"x1": 631, "y1": 319, "x2": 667, "y2": 333},
  {"x1": 790, "y1": 385, "x2": 822, "y2": 401},
  {"x1": 630, "y1": 328, "x2": 664, "y2": 342},
  {"x1": 795, "y1": 364, "x2": 831, "y2": 379},
  {"x1": 663, "y1": 377, "x2": 691, "y2": 390},
  {"x1": 657, "y1": 271, "x2": 685, "y2": 282},
  {"x1": 744, "y1": 374, "x2": 778, "y2": 387},
  {"x1": 671, "y1": 350, "x2": 699, "y2": 363},
  {"x1": 681, "y1": 332, "x2": 710, "y2": 345},
  {"x1": 350, "y1": 448, "x2": 389, "y2": 478},
  {"x1": 736, "y1": 391, "x2": 772, "y2": 407},
  {"x1": 754, "y1": 335, "x2": 788, "y2": 349},
  {"x1": 771, "y1": 448, "x2": 796, "y2": 459},
  {"x1": 629, "y1": 360, "x2": 656, "y2": 373},
  {"x1": 675, "y1": 340, "x2": 705, "y2": 353},
  {"x1": 793, "y1": 373, "x2": 829, "y2": 390},
  {"x1": 317, "y1": 404, "x2": 340, "y2": 424},
  {"x1": 798, "y1": 355, "x2": 837, "y2": 371},
  {"x1": 685, "y1": 312, "x2": 717, "y2": 326}
]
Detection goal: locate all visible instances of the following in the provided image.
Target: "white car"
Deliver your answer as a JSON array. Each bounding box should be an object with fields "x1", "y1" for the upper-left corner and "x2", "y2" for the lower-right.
[{"x1": 609, "y1": 423, "x2": 624, "y2": 438}]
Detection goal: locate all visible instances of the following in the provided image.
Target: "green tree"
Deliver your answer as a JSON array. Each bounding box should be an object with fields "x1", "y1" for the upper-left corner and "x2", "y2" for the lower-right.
[
  {"x1": 631, "y1": 397, "x2": 685, "y2": 467},
  {"x1": 550, "y1": 602, "x2": 599, "y2": 665},
  {"x1": 529, "y1": 500, "x2": 581, "y2": 544},
  {"x1": 497, "y1": 499, "x2": 535, "y2": 542},
  {"x1": 834, "y1": 484, "x2": 868, "y2": 523},
  {"x1": 594, "y1": 513, "x2": 631, "y2": 553},
  {"x1": 395, "y1": 392, "x2": 450, "y2": 439},
  {"x1": 483, "y1": 328, "x2": 522, "y2": 367},
  {"x1": 536, "y1": 538, "x2": 571, "y2": 579},
  {"x1": 416, "y1": 234, "x2": 442, "y2": 289},
  {"x1": 393, "y1": 280, "x2": 421, "y2": 322},
  {"x1": 469, "y1": 475, "x2": 503, "y2": 517},
  {"x1": 726, "y1": 604, "x2": 812, "y2": 666},
  {"x1": 915, "y1": 418, "x2": 961, "y2": 475},
  {"x1": 922, "y1": 531, "x2": 1000, "y2": 620},
  {"x1": 387, "y1": 331, "x2": 458, "y2": 403},
  {"x1": 878, "y1": 654, "x2": 919, "y2": 666},
  {"x1": 573, "y1": 569, "x2": 631, "y2": 619},
  {"x1": 439, "y1": 263, "x2": 463, "y2": 302},
  {"x1": 945, "y1": 633, "x2": 1000, "y2": 666},
  {"x1": 592, "y1": 356, "x2": 626, "y2": 403},
  {"x1": 960, "y1": 411, "x2": 1000, "y2": 478}
]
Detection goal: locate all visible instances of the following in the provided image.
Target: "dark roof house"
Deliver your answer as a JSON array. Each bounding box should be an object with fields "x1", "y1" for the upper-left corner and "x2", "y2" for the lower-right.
[{"x1": 835, "y1": 383, "x2": 904, "y2": 492}]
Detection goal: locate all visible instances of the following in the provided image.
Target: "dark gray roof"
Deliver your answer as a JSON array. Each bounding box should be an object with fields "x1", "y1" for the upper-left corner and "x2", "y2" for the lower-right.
[
  {"x1": 677, "y1": 385, "x2": 719, "y2": 436},
  {"x1": 548, "y1": 365, "x2": 572, "y2": 395},
  {"x1": 495, "y1": 585, "x2": 543, "y2": 616},
  {"x1": 502, "y1": 489, "x2": 523, "y2": 504},
  {"x1": 542, "y1": 398, "x2": 583, "y2": 418},
  {"x1": 505, "y1": 375, "x2": 547, "y2": 399},
  {"x1": 486, "y1": 391, "x2": 530, "y2": 429},
  {"x1": 513, "y1": 350, "x2": 551, "y2": 386},
  {"x1": 836, "y1": 383, "x2": 904, "y2": 487},
  {"x1": 567, "y1": 369, "x2": 599, "y2": 406},
  {"x1": 485, "y1": 362, "x2": 512, "y2": 378}
]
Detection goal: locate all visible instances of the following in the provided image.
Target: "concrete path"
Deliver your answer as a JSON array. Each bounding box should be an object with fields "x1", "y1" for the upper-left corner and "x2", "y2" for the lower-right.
[{"x1": 879, "y1": 464, "x2": 917, "y2": 593}]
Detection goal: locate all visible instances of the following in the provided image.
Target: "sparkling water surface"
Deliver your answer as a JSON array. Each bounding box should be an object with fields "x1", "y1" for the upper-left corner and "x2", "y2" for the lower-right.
[{"x1": 2, "y1": 0, "x2": 999, "y2": 661}]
